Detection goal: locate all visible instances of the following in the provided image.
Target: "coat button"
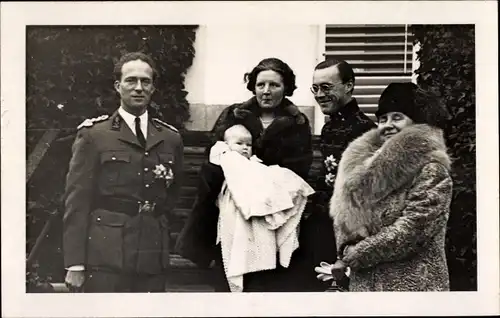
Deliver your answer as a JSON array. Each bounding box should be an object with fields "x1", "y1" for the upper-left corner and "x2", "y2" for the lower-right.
[
  {"x1": 145, "y1": 152, "x2": 149, "y2": 156},
  {"x1": 145, "y1": 184, "x2": 150, "y2": 188},
  {"x1": 96, "y1": 217, "x2": 101, "y2": 222},
  {"x1": 112, "y1": 157, "x2": 116, "y2": 160},
  {"x1": 144, "y1": 168, "x2": 149, "y2": 172}
]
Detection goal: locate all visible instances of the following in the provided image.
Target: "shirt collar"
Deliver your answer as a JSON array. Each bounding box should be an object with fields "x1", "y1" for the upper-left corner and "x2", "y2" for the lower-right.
[{"x1": 118, "y1": 106, "x2": 148, "y2": 133}]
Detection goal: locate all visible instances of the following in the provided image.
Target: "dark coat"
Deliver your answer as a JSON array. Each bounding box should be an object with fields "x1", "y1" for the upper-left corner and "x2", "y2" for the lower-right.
[
  {"x1": 314, "y1": 98, "x2": 377, "y2": 210},
  {"x1": 175, "y1": 97, "x2": 316, "y2": 291},
  {"x1": 63, "y1": 110, "x2": 184, "y2": 275},
  {"x1": 302, "y1": 99, "x2": 376, "y2": 286},
  {"x1": 330, "y1": 124, "x2": 452, "y2": 291}
]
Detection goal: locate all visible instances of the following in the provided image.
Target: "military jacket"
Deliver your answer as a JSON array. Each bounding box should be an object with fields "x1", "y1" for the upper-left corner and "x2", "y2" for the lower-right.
[{"x1": 63, "y1": 110, "x2": 184, "y2": 274}]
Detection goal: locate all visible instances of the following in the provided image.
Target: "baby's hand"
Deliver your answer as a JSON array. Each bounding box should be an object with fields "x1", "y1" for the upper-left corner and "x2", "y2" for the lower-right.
[{"x1": 331, "y1": 260, "x2": 347, "y2": 281}]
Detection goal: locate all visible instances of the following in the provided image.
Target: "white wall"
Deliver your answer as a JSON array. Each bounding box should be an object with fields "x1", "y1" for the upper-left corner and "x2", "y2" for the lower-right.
[{"x1": 184, "y1": 25, "x2": 324, "y2": 133}]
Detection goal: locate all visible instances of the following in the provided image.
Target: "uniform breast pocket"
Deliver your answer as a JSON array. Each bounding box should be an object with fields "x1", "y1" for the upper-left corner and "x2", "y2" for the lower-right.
[
  {"x1": 99, "y1": 151, "x2": 131, "y2": 187},
  {"x1": 158, "y1": 152, "x2": 174, "y2": 167}
]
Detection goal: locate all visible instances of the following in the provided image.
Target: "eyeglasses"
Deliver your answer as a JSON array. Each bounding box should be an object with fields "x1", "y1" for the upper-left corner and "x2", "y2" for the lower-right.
[{"x1": 310, "y1": 82, "x2": 343, "y2": 95}]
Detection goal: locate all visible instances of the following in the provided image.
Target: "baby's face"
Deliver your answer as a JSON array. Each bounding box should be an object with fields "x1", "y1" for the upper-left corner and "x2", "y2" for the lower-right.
[
  {"x1": 225, "y1": 126, "x2": 253, "y2": 159},
  {"x1": 226, "y1": 135, "x2": 252, "y2": 159}
]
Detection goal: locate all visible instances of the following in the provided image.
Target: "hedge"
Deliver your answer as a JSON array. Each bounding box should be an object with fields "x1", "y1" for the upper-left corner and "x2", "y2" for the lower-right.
[
  {"x1": 412, "y1": 24, "x2": 476, "y2": 291},
  {"x1": 26, "y1": 25, "x2": 198, "y2": 133}
]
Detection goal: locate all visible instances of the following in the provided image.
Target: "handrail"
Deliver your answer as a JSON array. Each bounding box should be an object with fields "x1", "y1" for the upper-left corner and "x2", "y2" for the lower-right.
[{"x1": 26, "y1": 130, "x2": 61, "y2": 182}]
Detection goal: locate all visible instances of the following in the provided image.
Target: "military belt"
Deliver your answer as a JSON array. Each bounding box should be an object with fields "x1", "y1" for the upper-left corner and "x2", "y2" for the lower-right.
[{"x1": 96, "y1": 197, "x2": 161, "y2": 218}]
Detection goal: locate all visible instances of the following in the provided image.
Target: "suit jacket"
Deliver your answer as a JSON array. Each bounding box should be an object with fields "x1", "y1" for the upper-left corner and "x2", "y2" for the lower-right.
[
  {"x1": 63, "y1": 110, "x2": 184, "y2": 275},
  {"x1": 304, "y1": 99, "x2": 377, "y2": 265}
]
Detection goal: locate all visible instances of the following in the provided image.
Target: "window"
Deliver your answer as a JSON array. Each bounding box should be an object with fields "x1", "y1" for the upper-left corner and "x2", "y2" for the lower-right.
[{"x1": 324, "y1": 24, "x2": 414, "y2": 120}]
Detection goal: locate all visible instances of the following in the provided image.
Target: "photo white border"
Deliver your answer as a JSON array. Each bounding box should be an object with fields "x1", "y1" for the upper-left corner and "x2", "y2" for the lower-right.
[{"x1": 1, "y1": 1, "x2": 498, "y2": 317}]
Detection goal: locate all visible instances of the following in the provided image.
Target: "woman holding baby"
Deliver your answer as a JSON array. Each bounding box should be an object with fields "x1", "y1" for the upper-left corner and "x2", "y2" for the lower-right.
[
  {"x1": 316, "y1": 82, "x2": 453, "y2": 291},
  {"x1": 176, "y1": 57, "x2": 318, "y2": 292}
]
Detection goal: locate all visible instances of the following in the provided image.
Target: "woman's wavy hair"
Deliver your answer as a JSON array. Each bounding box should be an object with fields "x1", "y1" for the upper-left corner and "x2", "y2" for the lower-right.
[{"x1": 244, "y1": 58, "x2": 297, "y2": 97}]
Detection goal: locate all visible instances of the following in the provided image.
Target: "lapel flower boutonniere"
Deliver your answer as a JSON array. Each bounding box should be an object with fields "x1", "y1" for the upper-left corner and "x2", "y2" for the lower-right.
[
  {"x1": 153, "y1": 162, "x2": 174, "y2": 188},
  {"x1": 324, "y1": 155, "x2": 338, "y2": 188}
]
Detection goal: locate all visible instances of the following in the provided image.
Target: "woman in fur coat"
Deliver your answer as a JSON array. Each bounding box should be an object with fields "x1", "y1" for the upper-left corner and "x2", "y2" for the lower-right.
[
  {"x1": 175, "y1": 57, "x2": 315, "y2": 292},
  {"x1": 317, "y1": 82, "x2": 453, "y2": 291}
]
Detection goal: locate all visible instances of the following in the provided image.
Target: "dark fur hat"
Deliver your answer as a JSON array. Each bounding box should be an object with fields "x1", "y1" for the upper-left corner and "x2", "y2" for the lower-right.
[{"x1": 375, "y1": 82, "x2": 450, "y2": 130}]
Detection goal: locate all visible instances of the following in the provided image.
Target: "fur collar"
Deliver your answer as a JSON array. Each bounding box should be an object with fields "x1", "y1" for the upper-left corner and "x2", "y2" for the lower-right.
[
  {"x1": 330, "y1": 124, "x2": 451, "y2": 215},
  {"x1": 238, "y1": 97, "x2": 308, "y2": 142}
]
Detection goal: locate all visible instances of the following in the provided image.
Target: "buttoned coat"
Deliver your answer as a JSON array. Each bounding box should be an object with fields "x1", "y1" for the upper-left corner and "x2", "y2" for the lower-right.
[
  {"x1": 63, "y1": 110, "x2": 183, "y2": 275},
  {"x1": 330, "y1": 124, "x2": 452, "y2": 291}
]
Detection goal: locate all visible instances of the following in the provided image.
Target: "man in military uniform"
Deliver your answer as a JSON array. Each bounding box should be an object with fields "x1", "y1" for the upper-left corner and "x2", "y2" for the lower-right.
[
  {"x1": 63, "y1": 52, "x2": 184, "y2": 292},
  {"x1": 301, "y1": 59, "x2": 376, "y2": 291}
]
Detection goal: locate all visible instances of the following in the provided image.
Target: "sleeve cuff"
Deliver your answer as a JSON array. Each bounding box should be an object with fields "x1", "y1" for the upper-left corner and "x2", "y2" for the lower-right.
[{"x1": 66, "y1": 265, "x2": 85, "y2": 271}]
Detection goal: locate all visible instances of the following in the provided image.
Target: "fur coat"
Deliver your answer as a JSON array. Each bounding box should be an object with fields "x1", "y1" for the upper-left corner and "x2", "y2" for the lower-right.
[{"x1": 330, "y1": 124, "x2": 453, "y2": 291}]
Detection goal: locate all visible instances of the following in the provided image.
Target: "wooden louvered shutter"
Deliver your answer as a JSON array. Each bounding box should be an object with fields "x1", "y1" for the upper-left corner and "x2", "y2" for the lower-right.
[{"x1": 324, "y1": 24, "x2": 414, "y2": 120}]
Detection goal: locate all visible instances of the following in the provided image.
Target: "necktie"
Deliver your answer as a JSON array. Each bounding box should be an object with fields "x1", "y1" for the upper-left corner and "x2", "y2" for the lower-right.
[{"x1": 135, "y1": 117, "x2": 146, "y2": 147}]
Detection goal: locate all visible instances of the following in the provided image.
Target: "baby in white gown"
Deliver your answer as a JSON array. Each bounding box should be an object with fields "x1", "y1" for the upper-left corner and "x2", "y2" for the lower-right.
[{"x1": 209, "y1": 124, "x2": 315, "y2": 292}]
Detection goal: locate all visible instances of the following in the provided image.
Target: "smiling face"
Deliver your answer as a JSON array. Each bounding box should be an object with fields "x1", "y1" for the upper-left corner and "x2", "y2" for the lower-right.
[
  {"x1": 114, "y1": 59, "x2": 155, "y2": 116},
  {"x1": 377, "y1": 111, "x2": 414, "y2": 141},
  {"x1": 254, "y1": 70, "x2": 285, "y2": 110},
  {"x1": 312, "y1": 65, "x2": 353, "y2": 115}
]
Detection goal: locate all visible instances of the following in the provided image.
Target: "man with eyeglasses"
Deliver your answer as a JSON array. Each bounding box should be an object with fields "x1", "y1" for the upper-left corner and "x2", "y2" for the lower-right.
[{"x1": 302, "y1": 59, "x2": 376, "y2": 291}]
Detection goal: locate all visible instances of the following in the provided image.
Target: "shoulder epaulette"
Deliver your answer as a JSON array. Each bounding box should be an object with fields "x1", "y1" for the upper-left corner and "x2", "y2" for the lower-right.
[
  {"x1": 153, "y1": 118, "x2": 179, "y2": 133},
  {"x1": 77, "y1": 114, "x2": 110, "y2": 130}
]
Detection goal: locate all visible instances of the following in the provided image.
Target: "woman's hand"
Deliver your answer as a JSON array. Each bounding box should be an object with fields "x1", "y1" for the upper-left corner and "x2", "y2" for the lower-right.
[
  {"x1": 315, "y1": 261, "x2": 334, "y2": 282},
  {"x1": 315, "y1": 260, "x2": 351, "y2": 282}
]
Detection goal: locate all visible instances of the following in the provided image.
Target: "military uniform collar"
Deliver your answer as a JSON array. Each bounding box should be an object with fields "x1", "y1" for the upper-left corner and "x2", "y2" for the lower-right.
[
  {"x1": 118, "y1": 107, "x2": 148, "y2": 132},
  {"x1": 330, "y1": 98, "x2": 360, "y2": 121}
]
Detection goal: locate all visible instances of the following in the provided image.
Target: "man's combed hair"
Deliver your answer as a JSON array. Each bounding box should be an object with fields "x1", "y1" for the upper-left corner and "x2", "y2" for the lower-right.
[
  {"x1": 315, "y1": 59, "x2": 355, "y2": 87},
  {"x1": 113, "y1": 51, "x2": 158, "y2": 81}
]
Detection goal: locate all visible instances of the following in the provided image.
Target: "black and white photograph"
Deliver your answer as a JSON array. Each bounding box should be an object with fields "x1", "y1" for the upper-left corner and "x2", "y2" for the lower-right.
[{"x1": 1, "y1": 1, "x2": 499, "y2": 317}]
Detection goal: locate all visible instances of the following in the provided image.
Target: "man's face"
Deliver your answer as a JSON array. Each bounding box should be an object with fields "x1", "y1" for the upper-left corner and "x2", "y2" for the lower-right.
[
  {"x1": 114, "y1": 59, "x2": 155, "y2": 115},
  {"x1": 312, "y1": 65, "x2": 353, "y2": 115}
]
